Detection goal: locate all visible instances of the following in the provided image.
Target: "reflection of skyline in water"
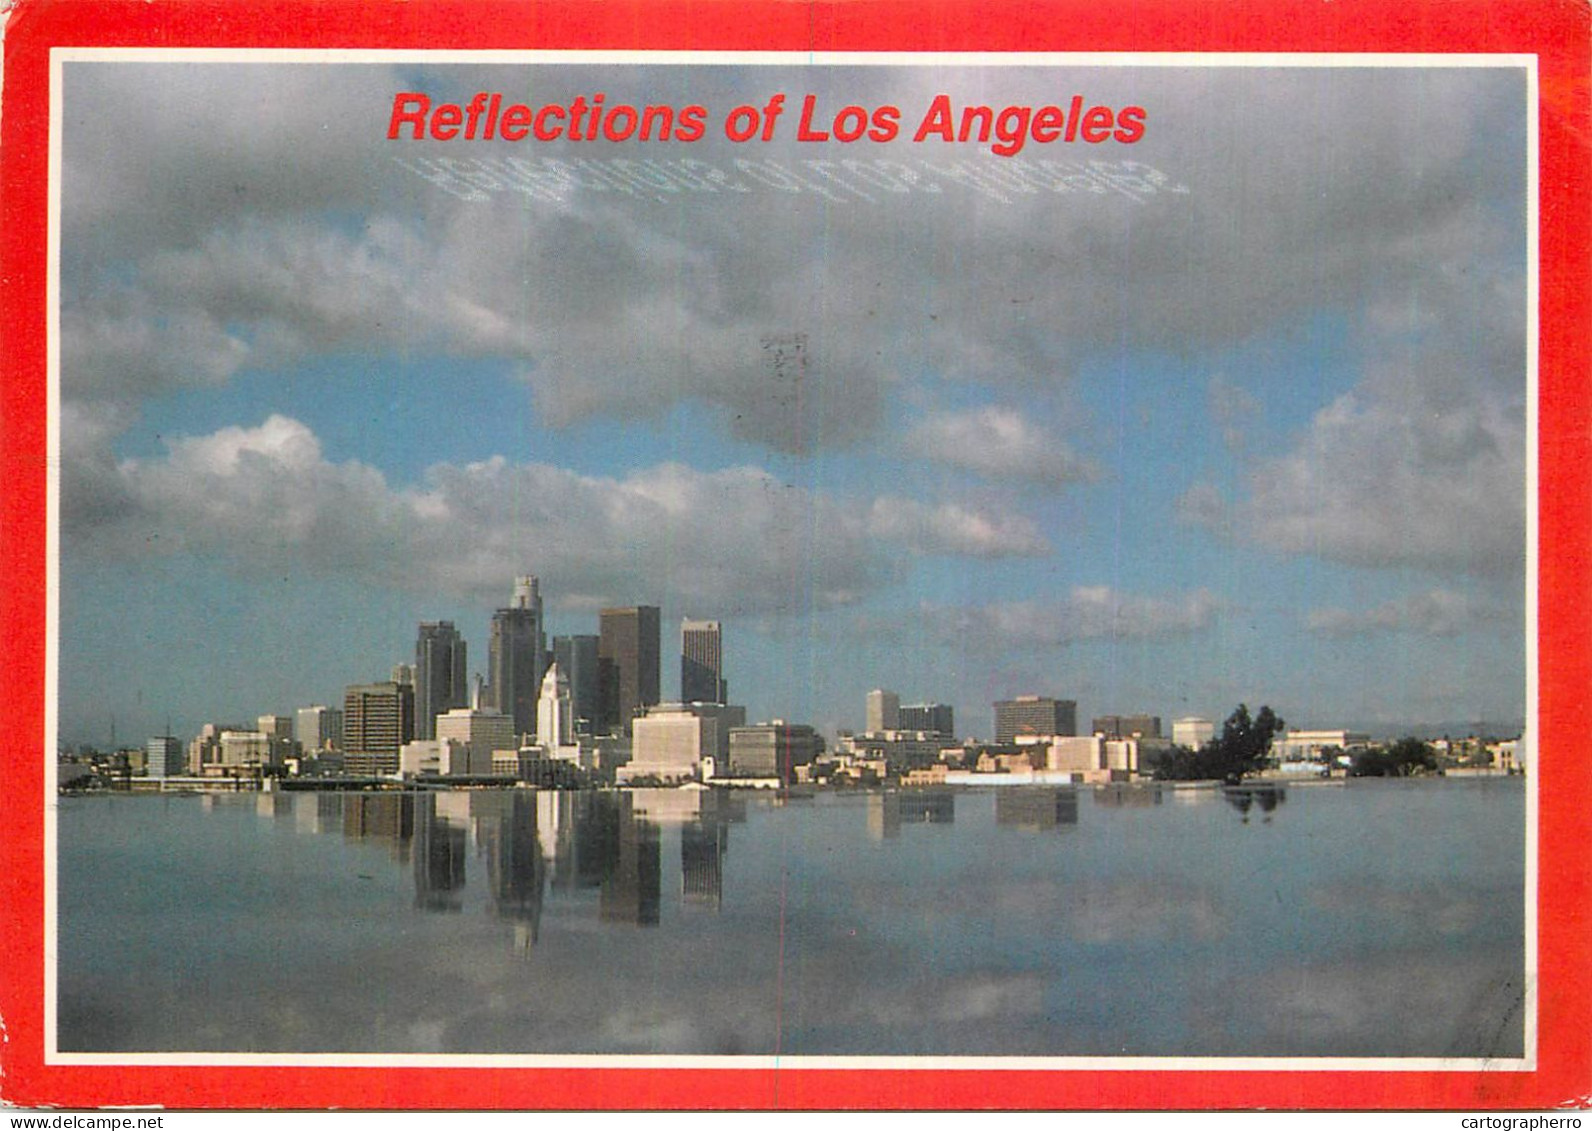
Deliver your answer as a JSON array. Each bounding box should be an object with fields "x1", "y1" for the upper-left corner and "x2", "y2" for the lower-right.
[
  {"x1": 262, "y1": 785, "x2": 1284, "y2": 927},
  {"x1": 61, "y1": 781, "x2": 1525, "y2": 1056},
  {"x1": 994, "y1": 787, "x2": 1080, "y2": 832},
  {"x1": 259, "y1": 788, "x2": 748, "y2": 941},
  {"x1": 867, "y1": 788, "x2": 956, "y2": 839}
]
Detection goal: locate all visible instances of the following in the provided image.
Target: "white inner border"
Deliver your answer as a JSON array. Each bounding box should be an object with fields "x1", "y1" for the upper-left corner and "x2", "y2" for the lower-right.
[{"x1": 44, "y1": 48, "x2": 1541, "y2": 1073}]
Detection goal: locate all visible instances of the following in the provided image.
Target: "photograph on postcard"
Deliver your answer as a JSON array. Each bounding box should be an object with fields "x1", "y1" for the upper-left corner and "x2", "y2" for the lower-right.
[{"x1": 49, "y1": 54, "x2": 1531, "y2": 1063}]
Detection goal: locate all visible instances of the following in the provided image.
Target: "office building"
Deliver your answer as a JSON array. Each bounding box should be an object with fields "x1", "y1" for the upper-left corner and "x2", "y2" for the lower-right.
[
  {"x1": 552, "y1": 634, "x2": 600, "y2": 734},
  {"x1": 1093, "y1": 714, "x2": 1163, "y2": 739},
  {"x1": 681, "y1": 618, "x2": 727, "y2": 704},
  {"x1": 344, "y1": 681, "x2": 416, "y2": 776},
  {"x1": 257, "y1": 715, "x2": 294, "y2": 742},
  {"x1": 414, "y1": 621, "x2": 469, "y2": 741},
  {"x1": 994, "y1": 695, "x2": 1077, "y2": 743},
  {"x1": 1271, "y1": 729, "x2": 1372, "y2": 762},
  {"x1": 295, "y1": 705, "x2": 344, "y2": 752},
  {"x1": 187, "y1": 723, "x2": 225, "y2": 774},
  {"x1": 623, "y1": 702, "x2": 743, "y2": 782},
  {"x1": 866, "y1": 689, "x2": 900, "y2": 733},
  {"x1": 1046, "y1": 735, "x2": 1107, "y2": 773},
  {"x1": 435, "y1": 705, "x2": 516, "y2": 775},
  {"x1": 898, "y1": 702, "x2": 955, "y2": 738},
  {"x1": 727, "y1": 721, "x2": 822, "y2": 783},
  {"x1": 218, "y1": 729, "x2": 274, "y2": 770},
  {"x1": 489, "y1": 576, "x2": 547, "y2": 739},
  {"x1": 599, "y1": 605, "x2": 660, "y2": 734},
  {"x1": 146, "y1": 735, "x2": 184, "y2": 779},
  {"x1": 1172, "y1": 716, "x2": 1216, "y2": 750},
  {"x1": 537, "y1": 663, "x2": 574, "y2": 749}
]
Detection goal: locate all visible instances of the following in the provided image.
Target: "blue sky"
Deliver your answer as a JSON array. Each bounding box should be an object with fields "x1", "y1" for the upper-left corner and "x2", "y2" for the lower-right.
[{"x1": 57, "y1": 60, "x2": 1529, "y2": 745}]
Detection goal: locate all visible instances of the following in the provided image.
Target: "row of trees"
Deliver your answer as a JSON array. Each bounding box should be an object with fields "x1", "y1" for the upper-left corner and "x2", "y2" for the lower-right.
[{"x1": 1150, "y1": 705, "x2": 1440, "y2": 781}]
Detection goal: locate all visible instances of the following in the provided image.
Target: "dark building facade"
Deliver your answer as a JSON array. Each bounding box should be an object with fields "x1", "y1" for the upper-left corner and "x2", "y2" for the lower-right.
[
  {"x1": 489, "y1": 576, "x2": 546, "y2": 739},
  {"x1": 551, "y1": 634, "x2": 601, "y2": 735},
  {"x1": 897, "y1": 702, "x2": 955, "y2": 738},
  {"x1": 994, "y1": 695, "x2": 1078, "y2": 743},
  {"x1": 680, "y1": 618, "x2": 727, "y2": 704},
  {"x1": 726, "y1": 722, "x2": 821, "y2": 782},
  {"x1": 414, "y1": 621, "x2": 468, "y2": 740},
  {"x1": 1092, "y1": 713, "x2": 1163, "y2": 739},
  {"x1": 598, "y1": 605, "x2": 660, "y2": 735}
]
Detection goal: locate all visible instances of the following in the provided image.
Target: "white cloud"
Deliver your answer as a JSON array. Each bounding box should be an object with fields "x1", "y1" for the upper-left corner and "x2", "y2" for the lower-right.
[
  {"x1": 878, "y1": 586, "x2": 1224, "y2": 651},
  {"x1": 1180, "y1": 353, "x2": 1525, "y2": 577},
  {"x1": 902, "y1": 405, "x2": 1099, "y2": 484},
  {"x1": 60, "y1": 64, "x2": 1526, "y2": 463},
  {"x1": 1306, "y1": 588, "x2": 1508, "y2": 637},
  {"x1": 866, "y1": 496, "x2": 1049, "y2": 557},
  {"x1": 94, "y1": 416, "x2": 1046, "y2": 614}
]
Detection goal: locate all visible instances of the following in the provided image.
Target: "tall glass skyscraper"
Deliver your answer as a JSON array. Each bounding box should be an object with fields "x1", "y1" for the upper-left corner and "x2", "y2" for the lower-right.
[
  {"x1": 551, "y1": 634, "x2": 600, "y2": 734},
  {"x1": 489, "y1": 576, "x2": 546, "y2": 739},
  {"x1": 598, "y1": 605, "x2": 660, "y2": 735},
  {"x1": 414, "y1": 621, "x2": 468, "y2": 740},
  {"x1": 680, "y1": 618, "x2": 726, "y2": 704}
]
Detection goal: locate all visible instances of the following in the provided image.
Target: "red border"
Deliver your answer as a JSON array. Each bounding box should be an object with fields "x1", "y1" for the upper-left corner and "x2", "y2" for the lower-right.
[{"x1": 3, "y1": 0, "x2": 1588, "y2": 1111}]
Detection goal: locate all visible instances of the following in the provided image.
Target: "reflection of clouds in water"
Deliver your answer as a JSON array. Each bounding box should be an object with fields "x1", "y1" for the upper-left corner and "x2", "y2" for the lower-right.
[
  {"x1": 1309, "y1": 881, "x2": 1495, "y2": 936},
  {"x1": 1186, "y1": 946, "x2": 1524, "y2": 1058},
  {"x1": 844, "y1": 874, "x2": 1226, "y2": 944},
  {"x1": 893, "y1": 974, "x2": 1048, "y2": 1026},
  {"x1": 59, "y1": 787, "x2": 1526, "y2": 1056},
  {"x1": 1066, "y1": 881, "x2": 1225, "y2": 944}
]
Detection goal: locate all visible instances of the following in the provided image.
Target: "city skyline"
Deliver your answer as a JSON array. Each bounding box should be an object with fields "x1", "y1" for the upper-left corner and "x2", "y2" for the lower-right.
[{"x1": 57, "y1": 60, "x2": 1529, "y2": 746}]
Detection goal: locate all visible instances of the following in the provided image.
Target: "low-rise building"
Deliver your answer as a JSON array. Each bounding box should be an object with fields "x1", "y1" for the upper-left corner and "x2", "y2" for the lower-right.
[
  {"x1": 1092, "y1": 714, "x2": 1162, "y2": 739},
  {"x1": 833, "y1": 730, "x2": 958, "y2": 773},
  {"x1": 1171, "y1": 716, "x2": 1215, "y2": 750},
  {"x1": 726, "y1": 721, "x2": 822, "y2": 783},
  {"x1": 435, "y1": 706, "x2": 514, "y2": 775},
  {"x1": 622, "y1": 703, "x2": 744, "y2": 783},
  {"x1": 1271, "y1": 729, "x2": 1372, "y2": 763}
]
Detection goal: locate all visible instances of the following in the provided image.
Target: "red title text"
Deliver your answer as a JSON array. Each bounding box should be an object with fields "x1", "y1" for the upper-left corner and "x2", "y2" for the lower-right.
[{"x1": 387, "y1": 92, "x2": 1147, "y2": 156}]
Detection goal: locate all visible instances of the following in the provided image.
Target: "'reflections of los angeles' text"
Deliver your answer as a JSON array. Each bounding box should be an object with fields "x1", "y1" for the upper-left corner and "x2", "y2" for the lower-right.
[{"x1": 387, "y1": 90, "x2": 1148, "y2": 156}]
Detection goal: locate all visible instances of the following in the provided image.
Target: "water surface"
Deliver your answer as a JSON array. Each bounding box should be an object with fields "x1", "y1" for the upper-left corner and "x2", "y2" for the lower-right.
[{"x1": 57, "y1": 780, "x2": 1525, "y2": 1058}]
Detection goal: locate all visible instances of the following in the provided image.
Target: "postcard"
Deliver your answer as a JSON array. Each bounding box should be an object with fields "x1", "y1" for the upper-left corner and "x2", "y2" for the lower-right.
[{"x1": 2, "y1": 0, "x2": 1588, "y2": 1112}]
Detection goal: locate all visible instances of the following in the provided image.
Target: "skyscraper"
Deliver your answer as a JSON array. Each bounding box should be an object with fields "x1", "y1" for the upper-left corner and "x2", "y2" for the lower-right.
[
  {"x1": 489, "y1": 576, "x2": 546, "y2": 739},
  {"x1": 551, "y1": 634, "x2": 600, "y2": 734},
  {"x1": 866, "y1": 689, "x2": 900, "y2": 733},
  {"x1": 344, "y1": 681, "x2": 416, "y2": 776},
  {"x1": 414, "y1": 621, "x2": 469, "y2": 741},
  {"x1": 599, "y1": 605, "x2": 660, "y2": 735},
  {"x1": 680, "y1": 618, "x2": 727, "y2": 704},
  {"x1": 898, "y1": 702, "x2": 955, "y2": 738}
]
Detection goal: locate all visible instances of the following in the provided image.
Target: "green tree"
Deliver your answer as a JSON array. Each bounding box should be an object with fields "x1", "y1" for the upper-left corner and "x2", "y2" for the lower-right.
[
  {"x1": 1350, "y1": 737, "x2": 1438, "y2": 777},
  {"x1": 1152, "y1": 703, "x2": 1285, "y2": 782}
]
